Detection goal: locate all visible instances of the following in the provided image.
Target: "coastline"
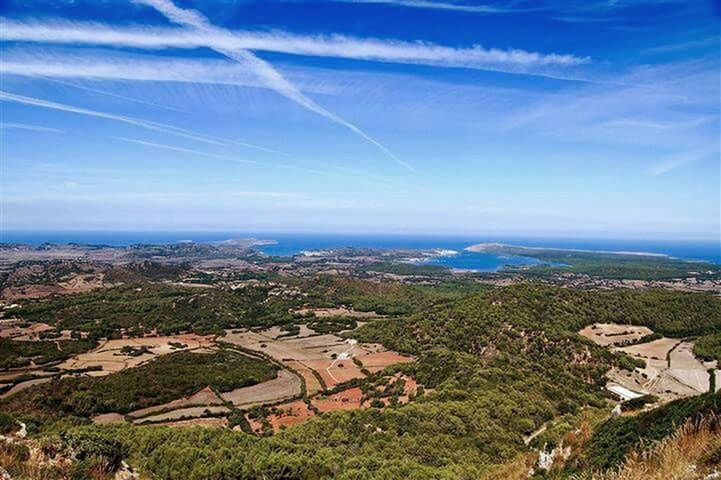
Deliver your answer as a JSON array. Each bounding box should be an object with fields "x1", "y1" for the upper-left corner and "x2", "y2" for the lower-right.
[{"x1": 464, "y1": 242, "x2": 672, "y2": 258}]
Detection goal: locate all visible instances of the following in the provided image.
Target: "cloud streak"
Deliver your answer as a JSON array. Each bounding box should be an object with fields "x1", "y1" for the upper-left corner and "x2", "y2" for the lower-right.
[
  {"x1": 646, "y1": 148, "x2": 718, "y2": 176},
  {"x1": 0, "y1": 19, "x2": 589, "y2": 72},
  {"x1": 0, "y1": 122, "x2": 65, "y2": 133},
  {"x1": 113, "y1": 137, "x2": 261, "y2": 166},
  {"x1": 131, "y1": 0, "x2": 412, "y2": 171},
  {"x1": 0, "y1": 89, "x2": 228, "y2": 145},
  {"x1": 0, "y1": 89, "x2": 283, "y2": 154},
  {"x1": 45, "y1": 77, "x2": 187, "y2": 113},
  {"x1": 331, "y1": 0, "x2": 509, "y2": 13}
]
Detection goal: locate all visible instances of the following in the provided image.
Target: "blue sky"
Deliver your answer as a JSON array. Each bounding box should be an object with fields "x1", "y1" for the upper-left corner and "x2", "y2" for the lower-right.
[{"x1": 0, "y1": 0, "x2": 719, "y2": 239}]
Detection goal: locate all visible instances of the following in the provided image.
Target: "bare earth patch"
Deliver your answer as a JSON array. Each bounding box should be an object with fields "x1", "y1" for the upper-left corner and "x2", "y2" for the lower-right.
[
  {"x1": 220, "y1": 370, "x2": 301, "y2": 408},
  {"x1": 58, "y1": 334, "x2": 215, "y2": 376},
  {"x1": 133, "y1": 406, "x2": 230, "y2": 424},
  {"x1": 291, "y1": 307, "x2": 382, "y2": 319},
  {"x1": 91, "y1": 413, "x2": 125, "y2": 424},
  {"x1": 0, "y1": 377, "x2": 53, "y2": 399},
  {"x1": 667, "y1": 342, "x2": 710, "y2": 393},
  {"x1": 222, "y1": 328, "x2": 415, "y2": 389},
  {"x1": 284, "y1": 360, "x2": 324, "y2": 395},
  {"x1": 313, "y1": 387, "x2": 365, "y2": 413},
  {"x1": 253, "y1": 373, "x2": 424, "y2": 432},
  {"x1": 0, "y1": 322, "x2": 55, "y2": 340},
  {"x1": 611, "y1": 336, "x2": 711, "y2": 401},
  {"x1": 159, "y1": 417, "x2": 229, "y2": 428},
  {"x1": 247, "y1": 400, "x2": 315, "y2": 433},
  {"x1": 579, "y1": 323, "x2": 654, "y2": 347},
  {"x1": 127, "y1": 386, "x2": 223, "y2": 419}
]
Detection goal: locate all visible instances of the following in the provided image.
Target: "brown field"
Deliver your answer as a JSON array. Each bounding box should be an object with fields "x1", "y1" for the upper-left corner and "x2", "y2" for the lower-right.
[
  {"x1": 58, "y1": 334, "x2": 215, "y2": 376},
  {"x1": 618, "y1": 337, "x2": 679, "y2": 362},
  {"x1": 0, "y1": 322, "x2": 55, "y2": 340},
  {"x1": 667, "y1": 342, "x2": 710, "y2": 393},
  {"x1": 220, "y1": 369, "x2": 301, "y2": 408},
  {"x1": 291, "y1": 307, "x2": 381, "y2": 319},
  {"x1": 91, "y1": 413, "x2": 125, "y2": 424},
  {"x1": 284, "y1": 360, "x2": 324, "y2": 395},
  {"x1": 612, "y1": 337, "x2": 711, "y2": 401},
  {"x1": 223, "y1": 328, "x2": 415, "y2": 390},
  {"x1": 1, "y1": 274, "x2": 106, "y2": 300},
  {"x1": 159, "y1": 417, "x2": 228, "y2": 429},
  {"x1": 313, "y1": 387, "x2": 365, "y2": 413},
  {"x1": 247, "y1": 400, "x2": 316, "y2": 433},
  {"x1": 0, "y1": 377, "x2": 53, "y2": 399},
  {"x1": 133, "y1": 405, "x2": 230, "y2": 424},
  {"x1": 303, "y1": 358, "x2": 366, "y2": 387},
  {"x1": 0, "y1": 369, "x2": 55, "y2": 382},
  {"x1": 579, "y1": 323, "x2": 654, "y2": 347},
  {"x1": 247, "y1": 373, "x2": 426, "y2": 433},
  {"x1": 127, "y1": 386, "x2": 223, "y2": 418}
]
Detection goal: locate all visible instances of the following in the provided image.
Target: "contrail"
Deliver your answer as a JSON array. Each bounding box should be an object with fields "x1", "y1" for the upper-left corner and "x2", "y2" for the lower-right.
[
  {"x1": 0, "y1": 90, "x2": 225, "y2": 145},
  {"x1": 45, "y1": 77, "x2": 188, "y2": 113},
  {"x1": 0, "y1": 90, "x2": 283, "y2": 156},
  {"x1": 134, "y1": 0, "x2": 413, "y2": 171},
  {"x1": 113, "y1": 137, "x2": 261, "y2": 166}
]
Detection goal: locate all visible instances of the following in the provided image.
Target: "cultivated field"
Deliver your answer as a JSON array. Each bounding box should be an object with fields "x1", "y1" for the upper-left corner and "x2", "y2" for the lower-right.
[
  {"x1": 134, "y1": 406, "x2": 230, "y2": 424},
  {"x1": 0, "y1": 321, "x2": 55, "y2": 340},
  {"x1": 0, "y1": 377, "x2": 52, "y2": 399},
  {"x1": 91, "y1": 413, "x2": 125, "y2": 424},
  {"x1": 612, "y1": 335, "x2": 712, "y2": 401},
  {"x1": 247, "y1": 400, "x2": 315, "y2": 432},
  {"x1": 579, "y1": 323, "x2": 654, "y2": 347},
  {"x1": 667, "y1": 342, "x2": 712, "y2": 393},
  {"x1": 127, "y1": 386, "x2": 224, "y2": 418},
  {"x1": 250, "y1": 373, "x2": 423, "y2": 432},
  {"x1": 222, "y1": 326, "x2": 415, "y2": 389},
  {"x1": 58, "y1": 334, "x2": 215, "y2": 376},
  {"x1": 220, "y1": 369, "x2": 301, "y2": 408},
  {"x1": 161, "y1": 417, "x2": 229, "y2": 428},
  {"x1": 291, "y1": 307, "x2": 382, "y2": 319}
]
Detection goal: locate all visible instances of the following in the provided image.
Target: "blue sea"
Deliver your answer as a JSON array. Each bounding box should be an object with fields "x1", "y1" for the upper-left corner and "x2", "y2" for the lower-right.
[{"x1": 2, "y1": 231, "x2": 719, "y2": 272}]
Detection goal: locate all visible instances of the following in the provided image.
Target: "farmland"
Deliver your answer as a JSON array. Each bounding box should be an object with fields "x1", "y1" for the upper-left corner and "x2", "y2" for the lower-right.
[{"x1": 0, "y1": 243, "x2": 720, "y2": 479}]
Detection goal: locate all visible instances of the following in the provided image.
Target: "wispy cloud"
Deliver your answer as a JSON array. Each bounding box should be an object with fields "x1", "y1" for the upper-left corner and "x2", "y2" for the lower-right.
[
  {"x1": 646, "y1": 147, "x2": 718, "y2": 176},
  {"x1": 643, "y1": 36, "x2": 720, "y2": 55},
  {"x1": 501, "y1": 60, "x2": 719, "y2": 150},
  {"x1": 114, "y1": 137, "x2": 386, "y2": 183},
  {"x1": 131, "y1": 0, "x2": 412, "y2": 171},
  {"x1": 0, "y1": 89, "x2": 229, "y2": 145},
  {"x1": 0, "y1": 19, "x2": 589, "y2": 72},
  {"x1": 0, "y1": 90, "x2": 281, "y2": 154},
  {"x1": 0, "y1": 122, "x2": 65, "y2": 133},
  {"x1": 331, "y1": 0, "x2": 509, "y2": 13},
  {"x1": 45, "y1": 77, "x2": 187, "y2": 113},
  {"x1": 0, "y1": 48, "x2": 264, "y2": 88},
  {"x1": 113, "y1": 137, "x2": 261, "y2": 166}
]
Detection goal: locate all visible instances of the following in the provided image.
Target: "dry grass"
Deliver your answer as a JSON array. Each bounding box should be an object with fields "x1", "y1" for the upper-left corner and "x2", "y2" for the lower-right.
[
  {"x1": 480, "y1": 452, "x2": 536, "y2": 480},
  {"x1": 0, "y1": 440, "x2": 68, "y2": 480},
  {"x1": 0, "y1": 439, "x2": 120, "y2": 480},
  {"x1": 588, "y1": 415, "x2": 721, "y2": 480}
]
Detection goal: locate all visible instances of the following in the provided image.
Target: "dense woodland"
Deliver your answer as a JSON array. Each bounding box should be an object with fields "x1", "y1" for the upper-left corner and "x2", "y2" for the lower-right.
[{"x1": 12, "y1": 277, "x2": 483, "y2": 339}]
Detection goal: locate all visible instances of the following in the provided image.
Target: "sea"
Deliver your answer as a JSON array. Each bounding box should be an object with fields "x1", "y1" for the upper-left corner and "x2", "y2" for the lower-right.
[{"x1": 2, "y1": 231, "x2": 720, "y2": 272}]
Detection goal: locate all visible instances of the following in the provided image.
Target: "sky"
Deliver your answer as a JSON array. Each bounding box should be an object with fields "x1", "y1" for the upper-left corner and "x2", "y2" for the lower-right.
[{"x1": 0, "y1": 0, "x2": 719, "y2": 240}]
